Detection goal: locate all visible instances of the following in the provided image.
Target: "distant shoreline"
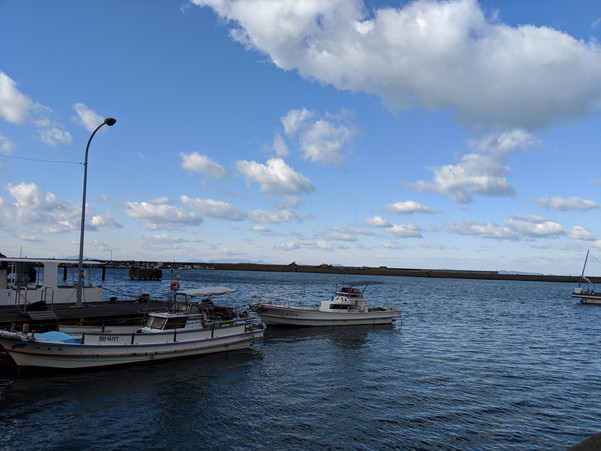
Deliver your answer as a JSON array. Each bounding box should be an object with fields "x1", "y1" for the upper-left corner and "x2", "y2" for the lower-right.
[{"x1": 102, "y1": 261, "x2": 599, "y2": 284}]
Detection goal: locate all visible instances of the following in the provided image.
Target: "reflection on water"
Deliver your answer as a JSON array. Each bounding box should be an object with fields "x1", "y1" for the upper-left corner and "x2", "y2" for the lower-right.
[{"x1": 0, "y1": 270, "x2": 600, "y2": 449}]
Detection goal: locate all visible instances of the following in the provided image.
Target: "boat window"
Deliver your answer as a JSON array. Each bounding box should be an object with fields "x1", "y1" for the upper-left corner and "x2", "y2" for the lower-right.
[
  {"x1": 164, "y1": 317, "x2": 187, "y2": 329},
  {"x1": 330, "y1": 304, "x2": 350, "y2": 310},
  {"x1": 148, "y1": 317, "x2": 167, "y2": 329}
]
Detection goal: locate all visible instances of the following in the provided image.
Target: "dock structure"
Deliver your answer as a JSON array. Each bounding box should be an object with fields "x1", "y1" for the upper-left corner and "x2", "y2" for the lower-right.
[{"x1": 0, "y1": 301, "x2": 167, "y2": 332}]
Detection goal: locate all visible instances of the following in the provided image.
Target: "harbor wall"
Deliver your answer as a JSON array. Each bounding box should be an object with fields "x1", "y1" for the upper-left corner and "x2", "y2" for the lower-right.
[{"x1": 104, "y1": 261, "x2": 599, "y2": 283}]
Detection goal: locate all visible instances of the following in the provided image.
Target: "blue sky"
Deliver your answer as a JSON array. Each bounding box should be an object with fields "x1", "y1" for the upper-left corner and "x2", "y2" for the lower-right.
[{"x1": 1, "y1": 0, "x2": 600, "y2": 275}]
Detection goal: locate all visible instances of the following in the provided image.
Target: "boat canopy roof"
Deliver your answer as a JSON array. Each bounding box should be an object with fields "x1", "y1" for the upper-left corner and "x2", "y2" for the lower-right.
[{"x1": 178, "y1": 286, "x2": 236, "y2": 297}]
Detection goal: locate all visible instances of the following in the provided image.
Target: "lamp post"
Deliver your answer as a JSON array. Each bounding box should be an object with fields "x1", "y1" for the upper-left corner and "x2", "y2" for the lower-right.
[{"x1": 76, "y1": 117, "x2": 116, "y2": 307}]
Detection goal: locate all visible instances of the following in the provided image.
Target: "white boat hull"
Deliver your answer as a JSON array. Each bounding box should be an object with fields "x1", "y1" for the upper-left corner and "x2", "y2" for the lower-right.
[
  {"x1": 250, "y1": 303, "x2": 400, "y2": 326},
  {"x1": 572, "y1": 287, "x2": 601, "y2": 305},
  {"x1": 0, "y1": 325, "x2": 263, "y2": 371}
]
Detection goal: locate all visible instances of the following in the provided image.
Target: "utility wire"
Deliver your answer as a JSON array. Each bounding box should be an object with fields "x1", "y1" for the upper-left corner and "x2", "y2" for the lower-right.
[{"x1": 0, "y1": 154, "x2": 82, "y2": 165}]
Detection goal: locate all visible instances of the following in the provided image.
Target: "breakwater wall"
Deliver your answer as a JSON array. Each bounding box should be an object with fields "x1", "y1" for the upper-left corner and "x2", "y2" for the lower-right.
[{"x1": 106, "y1": 261, "x2": 599, "y2": 283}]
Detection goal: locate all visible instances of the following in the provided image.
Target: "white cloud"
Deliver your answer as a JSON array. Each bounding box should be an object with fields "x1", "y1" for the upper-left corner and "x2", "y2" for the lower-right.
[
  {"x1": 38, "y1": 127, "x2": 72, "y2": 147},
  {"x1": 386, "y1": 223, "x2": 423, "y2": 238},
  {"x1": 0, "y1": 72, "x2": 32, "y2": 124},
  {"x1": 298, "y1": 239, "x2": 336, "y2": 251},
  {"x1": 1, "y1": 182, "x2": 120, "y2": 233},
  {"x1": 385, "y1": 200, "x2": 436, "y2": 214},
  {"x1": 248, "y1": 209, "x2": 308, "y2": 224},
  {"x1": 236, "y1": 157, "x2": 314, "y2": 194},
  {"x1": 445, "y1": 214, "x2": 569, "y2": 241},
  {"x1": 194, "y1": 0, "x2": 601, "y2": 130},
  {"x1": 569, "y1": 226, "x2": 597, "y2": 241},
  {"x1": 182, "y1": 197, "x2": 246, "y2": 221},
  {"x1": 409, "y1": 130, "x2": 536, "y2": 203},
  {"x1": 121, "y1": 199, "x2": 202, "y2": 229},
  {"x1": 282, "y1": 108, "x2": 314, "y2": 135},
  {"x1": 365, "y1": 216, "x2": 390, "y2": 227},
  {"x1": 274, "y1": 241, "x2": 300, "y2": 251},
  {"x1": 180, "y1": 152, "x2": 227, "y2": 178},
  {"x1": 182, "y1": 195, "x2": 311, "y2": 224},
  {"x1": 280, "y1": 108, "x2": 356, "y2": 165},
  {"x1": 0, "y1": 72, "x2": 72, "y2": 146},
  {"x1": 534, "y1": 196, "x2": 599, "y2": 211},
  {"x1": 0, "y1": 136, "x2": 15, "y2": 154},
  {"x1": 271, "y1": 132, "x2": 290, "y2": 157},
  {"x1": 324, "y1": 231, "x2": 358, "y2": 242},
  {"x1": 72, "y1": 103, "x2": 105, "y2": 132}
]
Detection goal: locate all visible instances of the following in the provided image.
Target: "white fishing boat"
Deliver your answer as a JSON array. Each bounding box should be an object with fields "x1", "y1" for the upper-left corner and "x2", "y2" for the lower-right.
[
  {"x1": 249, "y1": 283, "x2": 400, "y2": 326},
  {"x1": 0, "y1": 257, "x2": 104, "y2": 308},
  {"x1": 572, "y1": 250, "x2": 601, "y2": 304},
  {"x1": 0, "y1": 286, "x2": 265, "y2": 372}
]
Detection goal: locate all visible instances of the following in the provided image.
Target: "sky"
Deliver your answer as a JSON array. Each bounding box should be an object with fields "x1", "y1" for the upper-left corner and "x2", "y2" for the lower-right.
[{"x1": 1, "y1": 0, "x2": 600, "y2": 275}]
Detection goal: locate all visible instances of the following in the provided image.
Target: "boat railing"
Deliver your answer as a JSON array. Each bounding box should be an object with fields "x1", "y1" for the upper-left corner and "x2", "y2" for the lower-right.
[{"x1": 80, "y1": 314, "x2": 256, "y2": 345}]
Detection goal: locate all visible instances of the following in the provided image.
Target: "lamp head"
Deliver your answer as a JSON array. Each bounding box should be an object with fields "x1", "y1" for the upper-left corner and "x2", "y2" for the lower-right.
[{"x1": 104, "y1": 117, "x2": 117, "y2": 126}]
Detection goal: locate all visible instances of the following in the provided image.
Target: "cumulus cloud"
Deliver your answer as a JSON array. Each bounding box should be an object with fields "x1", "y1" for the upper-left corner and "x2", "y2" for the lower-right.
[
  {"x1": 193, "y1": 0, "x2": 601, "y2": 130},
  {"x1": 236, "y1": 157, "x2": 314, "y2": 194},
  {"x1": 180, "y1": 152, "x2": 227, "y2": 178},
  {"x1": 182, "y1": 195, "x2": 310, "y2": 224},
  {"x1": 271, "y1": 132, "x2": 290, "y2": 157},
  {"x1": 569, "y1": 226, "x2": 597, "y2": 241},
  {"x1": 0, "y1": 72, "x2": 32, "y2": 124},
  {"x1": 385, "y1": 200, "x2": 437, "y2": 214},
  {"x1": 0, "y1": 182, "x2": 120, "y2": 233},
  {"x1": 533, "y1": 196, "x2": 599, "y2": 211},
  {"x1": 182, "y1": 197, "x2": 246, "y2": 221},
  {"x1": 72, "y1": 103, "x2": 105, "y2": 132},
  {"x1": 409, "y1": 129, "x2": 536, "y2": 203},
  {"x1": 444, "y1": 214, "x2": 570, "y2": 241},
  {"x1": 121, "y1": 198, "x2": 202, "y2": 229},
  {"x1": 386, "y1": 223, "x2": 423, "y2": 238},
  {"x1": 279, "y1": 108, "x2": 356, "y2": 165},
  {"x1": 365, "y1": 216, "x2": 391, "y2": 227},
  {"x1": 38, "y1": 127, "x2": 72, "y2": 147},
  {"x1": 0, "y1": 72, "x2": 72, "y2": 146}
]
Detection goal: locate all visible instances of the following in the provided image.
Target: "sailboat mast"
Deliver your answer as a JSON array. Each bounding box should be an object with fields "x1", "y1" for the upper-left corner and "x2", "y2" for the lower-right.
[{"x1": 579, "y1": 249, "x2": 590, "y2": 286}]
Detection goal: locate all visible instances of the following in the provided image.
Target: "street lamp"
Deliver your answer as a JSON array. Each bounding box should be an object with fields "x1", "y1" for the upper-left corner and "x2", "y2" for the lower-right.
[{"x1": 76, "y1": 117, "x2": 117, "y2": 307}]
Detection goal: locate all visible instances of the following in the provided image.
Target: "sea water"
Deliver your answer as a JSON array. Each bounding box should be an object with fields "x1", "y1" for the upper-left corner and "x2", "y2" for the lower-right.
[{"x1": 0, "y1": 268, "x2": 599, "y2": 450}]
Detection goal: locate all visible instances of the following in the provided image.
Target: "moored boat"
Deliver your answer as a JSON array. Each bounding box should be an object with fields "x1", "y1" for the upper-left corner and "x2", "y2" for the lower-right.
[
  {"x1": 0, "y1": 286, "x2": 265, "y2": 372},
  {"x1": 250, "y1": 282, "x2": 400, "y2": 326},
  {"x1": 0, "y1": 257, "x2": 104, "y2": 308},
  {"x1": 571, "y1": 251, "x2": 601, "y2": 304}
]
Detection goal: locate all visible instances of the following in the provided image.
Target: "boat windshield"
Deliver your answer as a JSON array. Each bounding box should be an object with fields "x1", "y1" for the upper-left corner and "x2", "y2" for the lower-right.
[
  {"x1": 329, "y1": 304, "x2": 351, "y2": 310},
  {"x1": 146, "y1": 316, "x2": 187, "y2": 330}
]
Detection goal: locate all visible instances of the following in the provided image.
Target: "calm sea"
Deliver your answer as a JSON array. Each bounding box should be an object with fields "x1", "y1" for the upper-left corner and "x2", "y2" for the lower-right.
[{"x1": 0, "y1": 268, "x2": 599, "y2": 450}]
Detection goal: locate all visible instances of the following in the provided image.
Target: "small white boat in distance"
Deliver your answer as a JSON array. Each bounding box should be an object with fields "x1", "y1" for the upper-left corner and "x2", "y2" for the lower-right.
[
  {"x1": 0, "y1": 286, "x2": 265, "y2": 372},
  {"x1": 250, "y1": 283, "x2": 400, "y2": 326},
  {"x1": 571, "y1": 250, "x2": 601, "y2": 305}
]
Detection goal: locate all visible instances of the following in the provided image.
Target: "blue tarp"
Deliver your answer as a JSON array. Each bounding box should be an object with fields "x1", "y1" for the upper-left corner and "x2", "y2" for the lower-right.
[{"x1": 36, "y1": 331, "x2": 80, "y2": 343}]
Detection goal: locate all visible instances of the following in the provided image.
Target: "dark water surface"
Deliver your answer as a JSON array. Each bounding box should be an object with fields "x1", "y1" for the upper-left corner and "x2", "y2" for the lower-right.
[{"x1": 1, "y1": 269, "x2": 600, "y2": 450}]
